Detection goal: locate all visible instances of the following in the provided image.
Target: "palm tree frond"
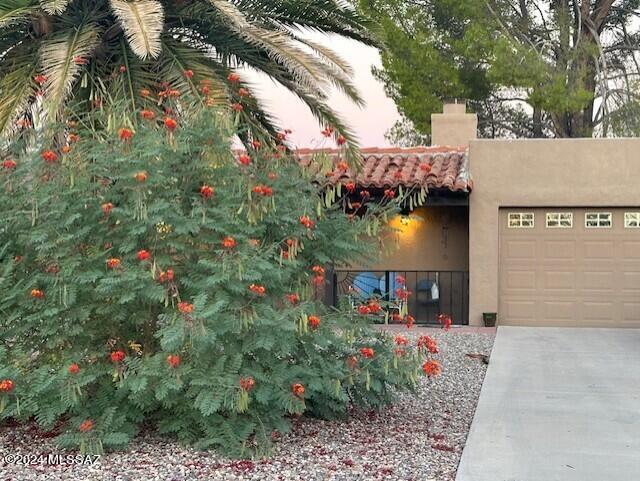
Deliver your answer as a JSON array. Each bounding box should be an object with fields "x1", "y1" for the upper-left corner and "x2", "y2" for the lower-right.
[
  {"x1": 0, "y1": 62, "x2": 37, "y2": 138},
  {"x1": 39, "y1": 0, "x2": 71, "y2": 15},
  {"x1": 0, "y1": 1, "x2": 37, "y2": 28},
  {"x1": 40, "y1": 23, "x2": 100, "y2": 121},
  {"x1": 208, "y1": 0, "x2": 330, "y2": 95},
  {"x1": 110, "y1": 0, "x2": 164, "y2": 60}
]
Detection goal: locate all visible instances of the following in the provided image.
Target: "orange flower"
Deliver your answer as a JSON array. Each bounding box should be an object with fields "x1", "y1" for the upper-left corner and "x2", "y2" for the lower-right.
[
  {"x1": 41, "y1": 150, "x2": 58, "y2": 163},
  {"x1": 405, "y1": 314, "x2": 415, "y2": 329},
  {"x1": 438, "y1": 313, "x2": 452, "y2": 331},
  {"x1": 178, "y1": 302, "x2": 194, "y2": 314},
  {"x1": 0, "y1": 379, "x2": 14, "y2": 392},
  {"x1": 231, "y1": 102, "x2": 244, "y2": 112},
  {"x1": 384, "y1": 189, "x2": 396, "y2": 199},
  {"x1": 239, "y1": 377, "x2": 255, "y2": 391},
  {"x1": 167, "y1": 354, "x2": 181, "y2": 368},
  {"x1": 252, "y1": 185, "x2": 273, "y2": 196},
  {"x1": 68, "y1": 363, "x2": 80, "y2": 375},
  {"x1": 346, "y1": 356, "x2": 358, "y2": 369},
  {"x1": 312, "y1": 275, "x2": 324, "y2": 286},
  {"x1": 68, "y1": 133, "x2": 80, "y2": 143},
  {"x1": 134, "y1": 171, "x2": 147, "y2": 182},
  {"x1": 396, "y1": 275, "x2": 406, "y2": 285},
  {"x1": 140, "y1": 88, "x2": 151, "y2": 97},
  {"x1": 249, "y1": 284, "x2": 266, "y2": 296},
  {"x1": 79, "y1": 419, "x2": 94, "y2": 433},
  {"x1": 292, "y1": 383, "x2": 305, "y2": 397},
  {"x1": 239, "y1": 154, "x2": 251, "y2": 165},
  {"x1": 268, "y1": 172, "x2": 277, "y2": 180},
  {"x1": 164, "y1": 117, "x2": 178, "y2": 132},
  {"x1": 136, "y1": 250, "x2": 151, "y2": 261},
  {"x1": 101, "y1": 202, "x2": 114, "y2": 214},
  {"x1": 337, "y1": 135, "x2": 346, "y2": 146},
  {"x1": 251, "y1": 140, "x2": 261, "y2": 149},
  {"x1": 110, "y1": 351, "x2": 125, "y2": 363},
  {"x1": 286, "y1": 293, "x2": 300, "y2": 304},
  {"x1": 336, "y1": 161, "x2": 348, "y2": 171},
  {"x1": 299, "y1": 215, "x2": 315, "y2": 229},
  {"x1": 311, "y1": 265, "x2": 325, "y2": 276},
  {"x1": 118, "y1": 128, "x2": 134, "y2": 141},
  {"x1": 420, "y1": 162, "x2": 432, "y2": 172},
  {"x1": 200, "y1": 184, "x2": 214, "y2": 199},
  {"x1": 158, "y1": 269, "x2": 175, "y2": 283},
  {"x1": 119, "y1": 65, "x2": 127, "y2": 73},
  {"x1": 321, "y1": 126, "x2": 335, "y2": 137},
  {"x1": 30, "y1": 289, "x2": 44, "y2": 299},
  {"x1": 394, "y1": 335, "x2": 409, "y2": 346},
  {"x1": 395, "y1": 287, "x2": 412, "y2": 300},
  {"x1": 61, "y1": 145, "x2": 71, "y2": 154},
  {"x1": 238, "y1": 87, "x2": 250, "y2": 97},
  {"x1": 34, "y1": 74, "x2": 47, "y2": 85},
  {"x1": 106, "y1": 258, "x2": 121, "y2": 269},
  {"x1": 394, "y1": 348, "x2": 407, "y2": 357},
  {"x1": 2, "y1": 159, "x2": 16, "y2": 169},
  {"x1": 227, "y1": 73, "x2": 241, "y2": 82},
  {"x1": 140, "y1": 109, "x2": 155, "y2": 120},
  {"x1": 183, "y1": 69, "x2": 194, "y2": 78},
  {"x1": 417, "y1": 335, "x2": 438, "y2": 354},
  {"x1": 422, "y1": 360, "x2": 442, "y2": 377},
  {"x1": 222, "y1": 236, "x2": 237, "y2": 249},
  {"x1": 344, "y1": 182, "x2": 356, "y2": 193},
  {"x1": 367, "y1": 301, "x2": 381, "y2": 313},
  {"x1": 357, "y1": 305, "x2": 370, "y2": 315},
  {"x1": 359, "y1": 347, "x2": 375, "y2": 358},
  {"x1": 308, "y1": 315, "x2": 320, "y2": 329}
]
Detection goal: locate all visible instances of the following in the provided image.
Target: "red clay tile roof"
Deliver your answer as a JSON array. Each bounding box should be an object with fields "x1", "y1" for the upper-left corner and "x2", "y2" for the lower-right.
[{"x1": 295, "y1": 146, "x2": 472, "y2": 193}]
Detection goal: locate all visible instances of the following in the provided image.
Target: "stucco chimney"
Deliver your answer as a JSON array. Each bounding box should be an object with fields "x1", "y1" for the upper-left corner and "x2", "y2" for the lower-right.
[{"x1": 431, "y1": 99, "x2": 477, "y2": 147}]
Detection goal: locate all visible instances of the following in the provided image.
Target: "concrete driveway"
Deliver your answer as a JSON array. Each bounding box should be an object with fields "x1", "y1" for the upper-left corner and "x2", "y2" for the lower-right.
[{"x1": 456, "y1": 327, "x2": 640, "y2": 481}]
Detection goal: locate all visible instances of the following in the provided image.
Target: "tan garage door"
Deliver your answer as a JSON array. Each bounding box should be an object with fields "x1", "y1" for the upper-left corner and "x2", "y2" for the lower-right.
[{"x1": 499, "y1": 208, "x2": 640, "y2": 327}]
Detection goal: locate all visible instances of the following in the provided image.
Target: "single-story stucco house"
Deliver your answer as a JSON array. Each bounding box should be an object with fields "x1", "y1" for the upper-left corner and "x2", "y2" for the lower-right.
[{"x1": 307, "y1": 100, "x2": 640, "y2": 328}]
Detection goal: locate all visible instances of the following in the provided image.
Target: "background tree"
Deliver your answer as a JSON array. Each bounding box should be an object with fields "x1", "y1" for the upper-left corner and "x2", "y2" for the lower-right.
[
  {"x1": 0, "y1": 0, "x2": 375, "y2": 154},
  {"x1": 360, "y1": 0, "x2": 640, "y2": 141}
]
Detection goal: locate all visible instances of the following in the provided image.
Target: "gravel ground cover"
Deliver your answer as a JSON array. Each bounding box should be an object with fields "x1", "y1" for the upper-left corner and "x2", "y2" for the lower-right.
[{"x1": 0, "y1": 329, "x2": 494, "y2": 481}]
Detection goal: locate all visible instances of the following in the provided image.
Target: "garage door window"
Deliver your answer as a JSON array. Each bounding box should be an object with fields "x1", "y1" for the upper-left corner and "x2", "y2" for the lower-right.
[
  {"x1": 585, "y1": 212, "x2": 612, "y2": 228},
  {"x1": 546, "y1": 212, "x2": 573, "y2": 228},
  {"x1": 508, "y1": 212, "x2": 534, "y2": 228},
  {"x1": 625, "y1": 212, "x2": 640, "y2": 228}
]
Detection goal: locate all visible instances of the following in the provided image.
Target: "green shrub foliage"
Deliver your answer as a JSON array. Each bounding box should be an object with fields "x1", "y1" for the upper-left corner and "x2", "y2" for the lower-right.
[{"x1": 0, "y1": 111, "x2": 437, "y2": 456}]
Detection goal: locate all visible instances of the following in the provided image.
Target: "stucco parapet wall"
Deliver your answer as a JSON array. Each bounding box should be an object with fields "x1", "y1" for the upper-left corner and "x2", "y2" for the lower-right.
[{"x1": 467, "y1": 137, "x2": 640, "y2": 326}]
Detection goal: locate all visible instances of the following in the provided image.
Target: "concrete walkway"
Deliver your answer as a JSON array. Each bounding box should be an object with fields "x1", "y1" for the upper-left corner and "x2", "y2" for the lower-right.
[{"x1": 456, "y1": 327, "x2": 640, "y2": 481}]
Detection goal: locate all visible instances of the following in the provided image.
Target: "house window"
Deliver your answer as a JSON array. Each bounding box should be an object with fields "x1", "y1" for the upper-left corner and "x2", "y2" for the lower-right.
[
  {"x1": 546, "y1": 212, "x2": 573, "y2": 228},
  {"x1": 625, "y1": 212, "x2": 640, "y2": 228},
  {"x1": 585, "y1": 212, "x2": 612, "y2": 228},
  {"x1": 508, "y1": 212, "x2": 534, "y2": 228}
]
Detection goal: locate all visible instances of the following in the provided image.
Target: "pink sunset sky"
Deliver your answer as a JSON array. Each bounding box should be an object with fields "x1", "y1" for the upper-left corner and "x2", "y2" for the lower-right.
[{"x1": 240, "y1": 33, "x2": 401, "y2": 149}]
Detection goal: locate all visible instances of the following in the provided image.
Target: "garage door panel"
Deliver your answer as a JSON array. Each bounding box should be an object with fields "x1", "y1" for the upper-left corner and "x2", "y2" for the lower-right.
[
  {"x1": 504, "y1": 240, "x2": 537, "y2": 259},
  {"x1": 583, "y1": 271, "x2": 614, "y2": 290},
  {"x1": 543, "y1": 301, "x2": 575, "y2": 321},
  {"x1": 583, "y1": 241, "x2": 616, "y2": 259},
  {"x1": 499, "y1": 208, "x2": 640, "y2": 327},
  {"x1": 623, "y1": 303, "x2": 640, "y2": 322},
  {"x1": 622, "y1": 272, "x2": 640, "y2": 292},
  {"x1": 543, "y1": 271, "x2": 575, "y2": 290},
  {"x1": 544, "y1": 240, "x2": 575, "y2": 259}
]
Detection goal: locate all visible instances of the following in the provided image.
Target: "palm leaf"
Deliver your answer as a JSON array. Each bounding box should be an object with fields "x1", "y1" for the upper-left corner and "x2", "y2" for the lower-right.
[
  {"x1": 208, "y1": 0, "x2": 331, "y2": 95},
  {"x1": 39, "y1": 23, "x2": 100, "y2": 122},
  {"x1": 0, "y1": 0, "x2": 37, "y2": 28},
  {"x1": 0, "y1": 50, "x2": 38, "y2": 138},
  {"x1": 110, "y1": 0, "x2": 164, "y2": 60},
  {"x1": 39, "y1": 0, "x2": 71, "y2": 15}
]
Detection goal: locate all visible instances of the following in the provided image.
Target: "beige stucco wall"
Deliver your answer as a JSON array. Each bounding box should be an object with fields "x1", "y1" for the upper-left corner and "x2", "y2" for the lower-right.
[
  {"x1": 469, "y1": 138, "x2": 640, "y2": 326},
  {"x1": 357, "y1": 205, "x2": 469, "y2": 272}
]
